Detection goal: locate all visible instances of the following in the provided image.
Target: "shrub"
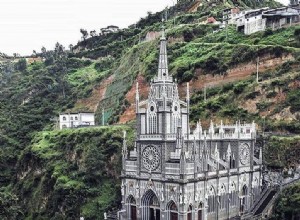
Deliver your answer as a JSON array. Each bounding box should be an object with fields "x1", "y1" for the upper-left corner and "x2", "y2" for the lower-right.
[
  {"x1": 266, "y1": 91, "x2": 277, "y2": 98},
  {"x1": 246, "y1": 91, "x2": 261, "y2": 99},
  {"x1": 264, "y1": 28, "x2": 273, "y2": 37},
  {"x1": 181, "y1": 70, "x2": 194, "y2": 82},
  {"x1": 286, "y1": 89, "x2": 300, "y2": 113},
  {"x1": 14, "y1": 59, "x2": 27, "y2": 72},
  {"x1": 233, "y1": 81, "x2": 249, "y2": 94}
]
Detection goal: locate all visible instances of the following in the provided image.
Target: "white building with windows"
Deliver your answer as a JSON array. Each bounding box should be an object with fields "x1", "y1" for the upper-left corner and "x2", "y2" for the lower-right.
[
  {"x1": 59, "y1": 112, "x2": 95, "y2": 129},
  {"x1": 119, "y1": 29, "x2": 263, "y2": 220}
]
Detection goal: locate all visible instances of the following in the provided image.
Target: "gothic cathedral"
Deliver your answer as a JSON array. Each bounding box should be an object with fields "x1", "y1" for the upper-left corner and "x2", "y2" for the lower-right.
[{"x1": 119, "y1": 29, "x2": 262, "y2": 220}]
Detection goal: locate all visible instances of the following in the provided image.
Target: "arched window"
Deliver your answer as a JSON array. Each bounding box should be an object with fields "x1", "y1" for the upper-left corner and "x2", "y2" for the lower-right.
[
  {"x1": 207, "y1": 186, "x2": 216, "y2": 213},
  {"x1": 75, "y1": 116, "x2": 78, "y2": 120},
  {"x1": 198, "y1": 202, "x2": 203, "y2": 220},
  {"x1": 62, "y1": 124, "x2": 67, "y2": 129},
  {"x1": 240, "y1": 185, "x2": 248, "y2": 213},
  {"x1": 166, "y1": 200, "x2": 178, "y2": 220},
  {"x1": 187, "y1": 205, "x2": 193, "y2": 220},
  {"x1": 230, "y1": 182, "x2": 237, "y2": 207},
  {"x1": 148, "y1": 104, "x2": 157, "y2": 134},
  {"x1": 141, "y1": 190, "x2": 160, "y2": 220},
  {"x1": 230, "y1": 155, "x2": 236, "y2": 169},
  {"x1": 70, "y1": 116, "x2": 73, "y2": 120},
  {"x1": 126, "y1": 195, "x2": 137, "y2": 220},
  {"x1": 220, "y1": 184, "x2": 227, "y2": 210},
  {"x1": 63, "y1": 116, "x2": 66, "y2": 121}
]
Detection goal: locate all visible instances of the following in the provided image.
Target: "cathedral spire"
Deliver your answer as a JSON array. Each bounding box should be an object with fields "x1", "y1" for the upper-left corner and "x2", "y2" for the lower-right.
[{"x1": 157, "y1": 24, "x2": 169, "y2": 80}]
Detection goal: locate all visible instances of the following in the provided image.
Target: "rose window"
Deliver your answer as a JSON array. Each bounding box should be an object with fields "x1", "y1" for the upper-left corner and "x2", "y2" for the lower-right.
[{"x1": 142, "y1": 146, "x2": 160, "y2": 171}]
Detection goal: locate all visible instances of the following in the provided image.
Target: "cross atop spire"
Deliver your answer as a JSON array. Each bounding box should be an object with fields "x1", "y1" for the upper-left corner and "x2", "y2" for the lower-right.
[{"x1": 157, "y1": 20, "x2": 169, "y2": 81}]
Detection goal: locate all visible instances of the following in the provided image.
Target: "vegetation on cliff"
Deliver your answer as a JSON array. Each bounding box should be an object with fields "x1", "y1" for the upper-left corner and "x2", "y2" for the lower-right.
[{"x1": 0, "y1": 0, "x2": 299, "y2": 219}]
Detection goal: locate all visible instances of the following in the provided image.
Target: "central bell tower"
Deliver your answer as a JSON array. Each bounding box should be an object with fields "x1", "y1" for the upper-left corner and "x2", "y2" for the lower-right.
[{"x1": 136, "y1": 30, "x2": 189, "y2": 138}]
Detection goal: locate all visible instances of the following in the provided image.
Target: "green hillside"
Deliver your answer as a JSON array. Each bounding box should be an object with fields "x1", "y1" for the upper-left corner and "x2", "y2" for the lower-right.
[{"x1": 0, "y1": 0, "x2": 299, "y2": 219}]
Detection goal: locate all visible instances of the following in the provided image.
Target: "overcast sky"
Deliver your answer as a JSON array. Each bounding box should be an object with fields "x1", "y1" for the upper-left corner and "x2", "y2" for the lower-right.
[{"x1": 0, "y1": 0, "x2": 287, "y2": 56}]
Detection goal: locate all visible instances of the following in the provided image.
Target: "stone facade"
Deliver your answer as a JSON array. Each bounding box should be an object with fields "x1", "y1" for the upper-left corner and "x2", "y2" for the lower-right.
[{"x1": 119, "y1": 30, "x2": 262, "y2": 220}]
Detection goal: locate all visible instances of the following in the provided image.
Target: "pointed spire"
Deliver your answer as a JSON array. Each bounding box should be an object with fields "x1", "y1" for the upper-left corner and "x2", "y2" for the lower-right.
[
  {"x1": 136, "y1": 82, "x2": 139, "y2": 112},
  {"x1": 226, "y1": 143, "x2": 232, "y2": 161},
  {"x1": 186, "y1": 82, "x2": 190, "y2": 102},
  {"x1": 194, "y1": 121, "x2": 202, "y2": 139},
  {"x1": 157, "y1": 22, "x2": 169, "y2": 80},
  {"x1": 214, "y1": 143, "x2": 219, "y2": 160},
  {"x1": 209, "y1": 120, "x2": 214, "y2": 134},
  {"x1": 220, "y1": 120, "x2": 224, "y2": 134},
  {"x1": 191, "y1": 137, "x2": 196, "y2": 161},
  {"x1": 234, "y1": 121, "x2": 239, "y2": 134},
  {"x1": 259, "y1": 147, "x2": 263, "y2": 164},
  {"x1": 122, "y1": 130, "x2": 127, "y2": 158}
]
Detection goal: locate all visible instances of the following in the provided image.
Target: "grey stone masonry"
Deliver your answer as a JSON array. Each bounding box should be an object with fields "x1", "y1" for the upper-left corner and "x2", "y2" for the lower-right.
[{"x1": 119, "y1": 28, "x2": 262, "y2": 220}]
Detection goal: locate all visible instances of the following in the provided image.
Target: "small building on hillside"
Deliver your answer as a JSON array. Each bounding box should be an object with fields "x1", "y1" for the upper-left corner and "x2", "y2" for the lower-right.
[
  {"x1": 263, "y1": 7, "x2": 300, "y2": 30},
  {"x1": 26, "y1": 57, "x2": 43, "y2": 64},
  {"x1": 236, "y1": 8, "x2": 268, "y2": 35},
  {"x1": 223, "y1": 6, "x2": 300, "y2": 35},
  {"x1": 59, "y1": 112, "x2": 95, "y2": 129},
  {"x1": 222, "y1": 7, "x2": 241, "y2": 25},
  {"x1": 100, "y1": 25, "x2": 120, "y2": 35}
]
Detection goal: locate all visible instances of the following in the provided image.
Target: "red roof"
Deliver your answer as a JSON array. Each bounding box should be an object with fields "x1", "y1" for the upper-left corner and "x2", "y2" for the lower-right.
[{"x1": 207, "y1": 17, "x2": 217, "y2": 23}]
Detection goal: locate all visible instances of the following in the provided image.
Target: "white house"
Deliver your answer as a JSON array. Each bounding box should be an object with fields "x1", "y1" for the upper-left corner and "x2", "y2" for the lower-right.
[
  {"x1": 59, "y1": 112, "x2": 95, "y2": 129},
  {"x1": 223, "y1": 6, "x2": 300, "y2": 35}
]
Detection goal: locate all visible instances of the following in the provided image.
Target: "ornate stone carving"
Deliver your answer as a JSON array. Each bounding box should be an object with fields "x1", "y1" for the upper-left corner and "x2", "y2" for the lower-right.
[{"x1": 142, "y1": 145, "x2": 160, "y2": 171}]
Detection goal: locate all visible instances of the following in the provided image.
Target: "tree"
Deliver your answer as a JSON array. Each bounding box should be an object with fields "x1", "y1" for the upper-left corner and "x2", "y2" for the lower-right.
[
  {"x1": 273, "y1": 182, "x2": 300, "y2": 219},
  {"x1": 90, "y1": 30, "x2": 97, "y2": 37},
  {"x1": 80, "y1": 28, "x2": 88, "y2": 41},
  {"x1": 294, "y1": 28, "x2": 300, "y2": 45},
  {"x1": 41, "y1": 46, "x2": 46, "y2": 56},
  {"x1": 12, "y1": 53, "x2": 19, "y2": 59},
  {"x1": 32, "y1": 50, "x2": 37, "y2": 57},
  {"x1": 14, "y1": 59, "x2": 27, "y2": 72},
  {"x1": 53, "y1": 42, "x2": 68, "y2": 98},
  {"x1": 68, "y1": 44, "x2": 73, "y2": 52}
]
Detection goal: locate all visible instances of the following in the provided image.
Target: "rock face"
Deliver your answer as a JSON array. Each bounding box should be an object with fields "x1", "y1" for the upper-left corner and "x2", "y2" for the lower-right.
[{"x1": 118, "y1": 52, "x2": 295, "y2": 124}]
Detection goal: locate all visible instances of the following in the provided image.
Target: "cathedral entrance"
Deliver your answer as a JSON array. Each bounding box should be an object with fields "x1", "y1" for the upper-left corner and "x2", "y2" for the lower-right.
[
  {"x1": 167, "y1": 201, "x2": 178, "y2": 220},
  {"x1": 141, "y1": 190, "x2": 160, "y2": 220}
]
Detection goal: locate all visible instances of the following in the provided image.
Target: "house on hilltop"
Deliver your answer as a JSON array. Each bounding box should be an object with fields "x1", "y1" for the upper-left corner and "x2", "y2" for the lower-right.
[
  {"x1": 223, "y1": 6, "x2": 300, "y2": 35},
  {"x1": 100, "y1": 25, "x2": 120, "y2": 35}
]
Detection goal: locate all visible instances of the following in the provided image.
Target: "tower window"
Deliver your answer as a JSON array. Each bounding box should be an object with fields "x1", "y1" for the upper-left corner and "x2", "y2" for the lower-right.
[{"x1": 150, "y1": 106, "x2": 154, "y2": 112}]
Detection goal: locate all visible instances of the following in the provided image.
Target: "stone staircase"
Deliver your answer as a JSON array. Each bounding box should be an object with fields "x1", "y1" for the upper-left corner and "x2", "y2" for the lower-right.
[{"x1": 241, "y1": 186, "x2": 278, "y2": 219}]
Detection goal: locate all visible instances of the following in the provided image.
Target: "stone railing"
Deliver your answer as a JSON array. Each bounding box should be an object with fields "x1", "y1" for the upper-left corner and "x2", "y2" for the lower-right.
[
  {"x1": 139, "y1": 134, "x2": 162, "y2": 140},
  {"x1": 165, "y1": 163, "x2": 180, "y2": 175},
  {"x1": 125, "y1": 161, "x2": 137, "y2": 172}
]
